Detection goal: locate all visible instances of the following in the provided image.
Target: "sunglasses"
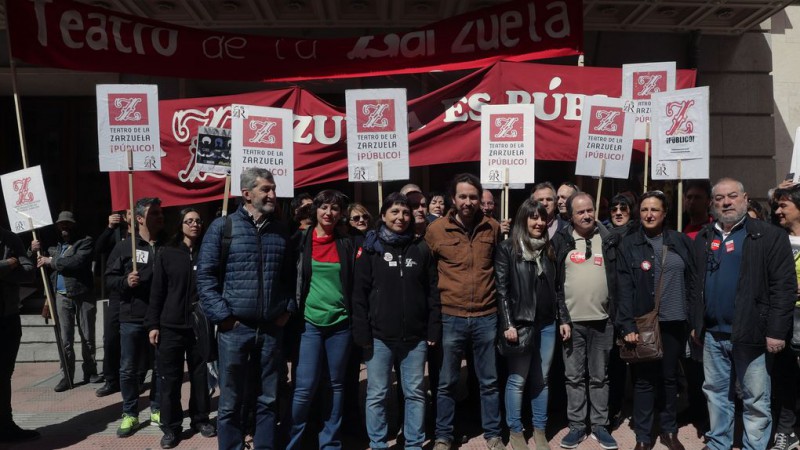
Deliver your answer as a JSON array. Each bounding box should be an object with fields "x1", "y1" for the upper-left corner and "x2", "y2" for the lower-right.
[
  {"x1": 611, "y1": 205, "x2": 629, "y2": 212},
  {"x1": 350, "y1": 215, "x2": 370, "y2": 223},
  {"x1": 183, "y1": 218, "x2": 203, "y2": 225}
]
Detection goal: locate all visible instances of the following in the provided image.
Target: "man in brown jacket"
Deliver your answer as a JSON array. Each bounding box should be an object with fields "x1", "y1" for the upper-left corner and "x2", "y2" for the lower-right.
[{"x1": 425, "y1": 173, "x2": 504, "y2": 450}]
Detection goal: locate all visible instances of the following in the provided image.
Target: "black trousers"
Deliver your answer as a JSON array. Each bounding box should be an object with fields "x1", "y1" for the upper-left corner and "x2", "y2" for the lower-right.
[
  {"x1": 772, "y1": 342, "x2": 799, "y2": 433},
  {"x1": 631, "y1": 321, "x2": 685, "y2": 444},
  {"x1": 157, "y1": 327, "x2": 211, "y2": 432},
  {"x1": 0, "y1": 314, "x2": 22, "y2": 426}
]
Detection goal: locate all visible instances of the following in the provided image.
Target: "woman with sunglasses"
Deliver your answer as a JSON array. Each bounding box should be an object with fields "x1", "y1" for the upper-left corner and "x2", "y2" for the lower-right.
[
  {"x1": 352, "y1": 192, "x2": 441, "y2": 450},
  {"x1": 288, "y1": 190, "x2": 358, "y2": 450},
  {"x1": 496, "y1": 199, "x2": 565, "y2": 450},
  {"x1": 347, "y1": 203, "x2": 372, "y2": 235},
  {"x1": 146, "y1": 208, "x2": 216, "y2": 449},
  {"x1": 616, "y1": 191, "x2": 698, "y2": 450}
]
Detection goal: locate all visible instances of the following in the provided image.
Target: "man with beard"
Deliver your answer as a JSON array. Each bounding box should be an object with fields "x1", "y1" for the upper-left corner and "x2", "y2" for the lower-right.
[
  {"x1": 425, "y1": 173, "x2": 505, "y2": 450},
  {"x1": 31, "y1": 211, "x2": 99, "y2": 392},
  {"x1": 197, "y1": 168, "x2": 295, "y2": 450},
  {"x1": 691, "y1": 178, "x2": 795, "y2": 450}
]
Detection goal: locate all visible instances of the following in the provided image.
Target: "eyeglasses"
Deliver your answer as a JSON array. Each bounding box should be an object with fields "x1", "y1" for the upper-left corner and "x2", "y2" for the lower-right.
[
  {"x1": 610, "y1": 205, "x2": 629, "y2": 212},
  {"x1": 183, "y1": 218, "x2": 203, "y2": 225},
  {"x1": 350, "y1": 215, "x2": 370, "y2": 223}
]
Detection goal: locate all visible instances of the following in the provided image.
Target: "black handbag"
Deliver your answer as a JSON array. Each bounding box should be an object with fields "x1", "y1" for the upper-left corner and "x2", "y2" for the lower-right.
[
  {"x1": 617, "y1": 245, "x2": 668, "y2": 363},
  {"x1": 191, "y1": 302, "x2": 218, "y2": 363},
  {"x1": 497, "y1": 324, "x2": 534, "y2": 356}
]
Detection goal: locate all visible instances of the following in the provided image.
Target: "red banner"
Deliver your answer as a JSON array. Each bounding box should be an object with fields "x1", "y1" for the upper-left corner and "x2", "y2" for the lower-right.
[
  {"x1": 109, "y1": 62, "x2": 696, "y2": 210},
  {"x1": 7, "y1": 0, "x2": 582, "y2": 82}
]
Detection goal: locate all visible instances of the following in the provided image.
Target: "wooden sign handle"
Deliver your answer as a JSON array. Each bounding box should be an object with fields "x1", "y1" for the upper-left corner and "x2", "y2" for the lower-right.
[{"x1": 377, "y1": 161, "x2": 384, "y2": 210}]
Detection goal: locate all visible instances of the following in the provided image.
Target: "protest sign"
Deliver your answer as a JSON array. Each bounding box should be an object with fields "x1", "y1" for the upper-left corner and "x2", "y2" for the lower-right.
[
  {"x1": 575, "y1": 96, "x2": 634, "y2": 179},
  {"x1": 1, "y1": 166, "x2": 52, "y2": 233},
  {"x1": 480, "y1": 104, "x2": 535, "y2": 187},
  {"x1": 230, "y1": 104, "x2": 295, "y2": 198},
  {"x1": 96, "y1": 84, "x2": 161, "y2": 172},
  {"x1": 622, "y1": 62, "x2": 676, "y2": 140},
  {"x1": 346, "y1": 89, "x2": 409, "y2": 182},
  {"x1": 651, "y1": 86, "x2": 709, "y2": 164},
  {"x1": 195, "y1": 127, "x2": 232, "y2": 175}
]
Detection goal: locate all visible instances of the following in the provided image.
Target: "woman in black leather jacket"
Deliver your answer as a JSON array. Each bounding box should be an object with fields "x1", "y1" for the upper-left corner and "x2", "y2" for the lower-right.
[
  {"x1": 496, "y1": 199, "x2": 569, "y2": 450},
  {"x1": 616, "y1": 191, "x2": 697, "y2": 450}
]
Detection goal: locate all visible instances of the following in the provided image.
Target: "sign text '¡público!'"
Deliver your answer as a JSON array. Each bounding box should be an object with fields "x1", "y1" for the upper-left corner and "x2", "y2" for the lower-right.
[
  {"x1": 488, "y1": 158, "x2": 526, "y2": 165},
  {"x1": 110, "y1": 144, "x2": 156, "y2": 153}
]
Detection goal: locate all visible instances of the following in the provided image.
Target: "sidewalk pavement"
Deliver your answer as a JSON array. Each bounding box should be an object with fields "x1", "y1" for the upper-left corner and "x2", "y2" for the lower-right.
[{"x1": 7, "y1": 361, "x2": 714, "y2": 449}]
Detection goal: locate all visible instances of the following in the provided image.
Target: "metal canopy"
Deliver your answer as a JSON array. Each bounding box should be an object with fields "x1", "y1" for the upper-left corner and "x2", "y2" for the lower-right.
[{"x1": 0, "y1": 0, "x2": 794, "y2": 35}]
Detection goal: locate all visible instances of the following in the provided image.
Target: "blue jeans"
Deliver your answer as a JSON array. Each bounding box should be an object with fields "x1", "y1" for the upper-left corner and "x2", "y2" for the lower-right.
[
  {"x1": 119, "y1": 322, "x2": 159, "y2": 415},
  {"x1": 365, "y1": 339, "x2": 427, "y2": 449},
  {"x1": 436, "y1": 313, "x2": 502, "y2": 442},
  {"x1": 217, "y1": 322, "x2": 282, "y2": 450},
  {"x1": 703, "y1": 332, "x2": 772, "y2": 450},
  {"x1": 505, "y1": 322, "x2": 556, "y2": 432},
  {"x1": 286, "y1": 321, "x2": 351, "y2": 450}
]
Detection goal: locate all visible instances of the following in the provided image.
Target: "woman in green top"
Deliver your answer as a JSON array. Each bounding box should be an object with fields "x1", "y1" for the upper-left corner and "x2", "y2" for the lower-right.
[{"x1": 287, "y1": 190, "x2": 358, "y2": 450}]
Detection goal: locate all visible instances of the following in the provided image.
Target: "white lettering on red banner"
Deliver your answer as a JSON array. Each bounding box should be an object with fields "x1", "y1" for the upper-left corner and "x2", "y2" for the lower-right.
[{"x1": 9, "y1": 0, "x2": 582, "y2": 82}]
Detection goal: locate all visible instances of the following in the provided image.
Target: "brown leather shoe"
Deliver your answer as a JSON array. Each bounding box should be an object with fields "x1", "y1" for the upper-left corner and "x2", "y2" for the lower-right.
[
  {"x1": 659, "y1": 433, "x2": 686, "y2": 450},
  {"x1": 633, "y1": 443, "x2": 651, "y2": 450}
]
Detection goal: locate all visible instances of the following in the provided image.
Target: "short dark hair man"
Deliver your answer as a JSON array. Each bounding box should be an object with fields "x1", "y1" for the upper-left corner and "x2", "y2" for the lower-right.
[
  {"x1": 531, "y1": 181, "x2": 567, "y2": 237},
  {"x1": 557, "y1": 182, "x2": 580, "y2": 221},
  {"x1": 31, "y1": 211, "x2": 99, "y2": 392},
  {"x1": 106, "y1": 197, "x2": 165, "y2": 437},
  {"x1": 691, "y1": 178, "x2": 796, "y2": 450},
  {"x1": 683, "y1": 180, "x2": 712, "y2": 240},
  {"x1": 197, "y1": 168, "x2": 295, "y2": 449},
  {"x1": 425, "y1": 173, "x2": 505, "y2": 450}
]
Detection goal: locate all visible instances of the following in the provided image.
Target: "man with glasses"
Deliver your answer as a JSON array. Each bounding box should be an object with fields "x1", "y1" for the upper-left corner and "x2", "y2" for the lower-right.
[
  {"x1": 691, "y1": 178, "x2": 795, "y2": 450},
  {"x1": 552, "y1": 192, "x2": 619, "y2": 450}
]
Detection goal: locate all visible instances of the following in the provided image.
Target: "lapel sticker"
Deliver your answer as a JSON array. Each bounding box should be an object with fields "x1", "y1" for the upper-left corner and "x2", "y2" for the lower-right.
[
  {"x1": 710, "y1": 239, "x2": 721, "y2": 251},
  {"x1": 356, "y1": 247, "x2": 363, "y2": 259},
  {"x1": 405, "y1": 258, "x2": 417, "y2": 267},
  {"x1": 725, "y1": 241, "x2": 735, "y2": 253},
  {"x1": 593, "y1": 255, "x2": 603, "y2": 266},
  {"x1": 383, "y1": 252, "x2": 393, "y2": 262},
  {"x1": 388, "y1": 261, "x2": 398, "y2": 267},
  {"x1": 641, "y1": 260, "x2": 652, "y2": 271},
  {"x1": 569, "y1": 252, "x2": 586, "y2": 264}
]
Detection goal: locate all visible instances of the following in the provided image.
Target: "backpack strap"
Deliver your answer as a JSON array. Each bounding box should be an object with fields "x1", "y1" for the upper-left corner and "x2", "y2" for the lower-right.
[{"x1": 218, "y1": 215, "x2": 233, "y2": 284}]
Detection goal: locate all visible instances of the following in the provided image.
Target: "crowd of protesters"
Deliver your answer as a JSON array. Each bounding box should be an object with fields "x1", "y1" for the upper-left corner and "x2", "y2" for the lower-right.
[{"x1": 1, "y1": 167, "x2": 800, "y2": 450}]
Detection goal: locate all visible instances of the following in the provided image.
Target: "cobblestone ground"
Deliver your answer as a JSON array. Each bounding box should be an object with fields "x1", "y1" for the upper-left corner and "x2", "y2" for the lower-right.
[{"x1": 7, "y1": 361, "x2": 718, "y2": 449}]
